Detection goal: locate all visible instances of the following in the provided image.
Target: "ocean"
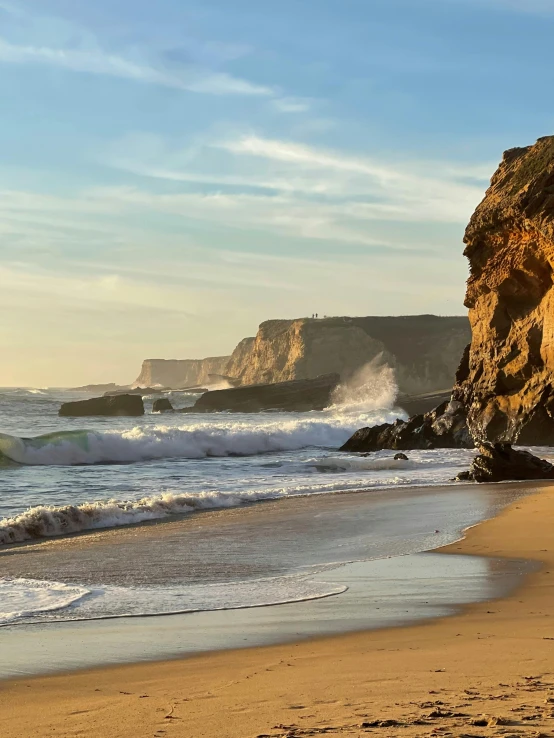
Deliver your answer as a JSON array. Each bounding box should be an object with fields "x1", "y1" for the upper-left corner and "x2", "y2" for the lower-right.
[{"x1": 0, "y1": 385, "x2": 534, "y2": 638}]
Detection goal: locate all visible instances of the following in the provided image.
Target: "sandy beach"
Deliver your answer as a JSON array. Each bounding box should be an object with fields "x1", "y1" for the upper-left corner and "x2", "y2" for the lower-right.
[{"x1": 1, "y1": 483, "x2": 554, "y2": 737}]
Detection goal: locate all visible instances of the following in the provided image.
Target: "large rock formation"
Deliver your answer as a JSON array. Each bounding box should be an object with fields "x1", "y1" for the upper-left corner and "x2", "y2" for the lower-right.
[
  {"x1": 340, "y1": 399, "x2": 472, "y2": 452},
  {"x1": 59, "y1": 395, "x2": 144, "y2": 417},
  {"x1": 226, "y1": 316, "x2": 470, "y2": 394},
  {"x1": 183, "y1": 374, "x2": 340, "y2": 413},
  {"x1": 134, "y1": 356, "x2": 230, "y2": 389},
  {"x1": 453, "y1": 136, "x2": 554, "y2": 445}
]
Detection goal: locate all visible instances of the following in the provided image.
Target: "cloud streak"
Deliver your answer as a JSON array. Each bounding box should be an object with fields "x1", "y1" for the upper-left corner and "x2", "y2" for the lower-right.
[
  {"x1": 107, "y1": 132, "x2": 488, "y2": 225},
  {"x1": 0, "y1": 37, "x2": 273, "y2": 96}
]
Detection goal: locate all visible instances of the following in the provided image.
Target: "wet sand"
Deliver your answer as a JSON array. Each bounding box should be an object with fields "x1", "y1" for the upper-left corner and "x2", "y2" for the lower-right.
[{"x1": 2, "y1": 483, "x2": 554, "y2": 737}]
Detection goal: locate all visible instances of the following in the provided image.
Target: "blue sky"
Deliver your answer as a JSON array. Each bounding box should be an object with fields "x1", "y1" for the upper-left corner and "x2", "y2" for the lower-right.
[{"x1": 0, "y1": 0, "x2": 552, "y2": 385}]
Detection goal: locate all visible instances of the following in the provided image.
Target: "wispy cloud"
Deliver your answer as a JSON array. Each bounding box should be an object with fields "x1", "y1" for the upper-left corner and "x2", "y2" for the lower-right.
[
  {"x1": 105, "y1": 131, "x2": 488, "y2": 225},
  {"x1": 0, "y1": 37, "x2": 273, "y2": 96},
  {"x1": 271, "y1": 97, "x2": 313, "y2": 113}
]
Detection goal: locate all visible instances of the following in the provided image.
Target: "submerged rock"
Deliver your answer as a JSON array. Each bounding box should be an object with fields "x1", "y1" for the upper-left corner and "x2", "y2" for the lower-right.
[
  {"x1": 59, "y1": 394, "x2": 144, "y2": 417},
  {"x1": 458, "y1": 443, "x2": 554, "y2": 483},
  {"x1": 340, "y1": 400, "x2": 473, "y2": 452},
  {"x1": 182, "y1": 374, "x2": 340, "y2": 413},
  {"x1": 152, "y1": 398, "x2": 174, "y2": 413}
]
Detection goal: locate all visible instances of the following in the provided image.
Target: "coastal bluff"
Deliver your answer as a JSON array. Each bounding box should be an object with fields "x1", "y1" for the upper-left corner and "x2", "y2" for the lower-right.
[
  {"x1": 453, "y1": 136, "x2": 554, "y2": 445},
  {"x1": 134, "y1": 356, "x2": 230, "y2": 389},
  {"x1": 228, "y1": 315, "x2": 470, "y2": 394},
  {"x1": 133, "y1": 315, "x2": 470, "y2": 394}
]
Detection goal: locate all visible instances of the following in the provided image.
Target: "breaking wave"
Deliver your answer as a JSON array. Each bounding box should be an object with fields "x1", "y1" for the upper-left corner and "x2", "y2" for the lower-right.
[
  {"x1": 0, "y1": 470, "x2": 409, "y2": 545},
  {"x1": 0, "y1": 489, "x2": 279, "y2": 544},
  {"x1": 0, "y1": 404, "x2": 403, "y2": 468}
]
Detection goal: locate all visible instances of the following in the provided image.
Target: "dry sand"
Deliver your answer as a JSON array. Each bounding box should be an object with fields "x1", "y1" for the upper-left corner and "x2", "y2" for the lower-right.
[{"x1": 2, "y1": 484, "x2": 554, "y2": 738}]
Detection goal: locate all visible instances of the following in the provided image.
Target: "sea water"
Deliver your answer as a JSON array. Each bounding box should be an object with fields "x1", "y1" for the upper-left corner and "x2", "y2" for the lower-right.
[{"x1": 0, "y1": 385, "x2": 527, "y2": 629}]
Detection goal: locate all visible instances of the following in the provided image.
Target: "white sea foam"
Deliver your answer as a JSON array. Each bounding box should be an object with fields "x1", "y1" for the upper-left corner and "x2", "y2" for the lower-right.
[
  {"x1": 0, "y1": 578, "x2": 89, "y2": 624},
  {"x1": 3, "y1": 571, "x2": 347, "y2": 626},
  {"x1": 308, "y1": 455, "x2": 412, "y2": 472}
]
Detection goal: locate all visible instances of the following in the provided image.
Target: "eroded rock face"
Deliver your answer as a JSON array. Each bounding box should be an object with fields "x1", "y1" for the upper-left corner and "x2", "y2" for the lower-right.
[
  {"x1": 453, "y1": 137, "x2": 554, "y2": 445},
  {"x1": 233, "y1": 319, "x2": 387, "y2": 387}
]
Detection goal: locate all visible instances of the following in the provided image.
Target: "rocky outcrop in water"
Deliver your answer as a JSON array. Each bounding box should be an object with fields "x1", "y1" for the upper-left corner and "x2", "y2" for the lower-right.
[
  {"x1": 340, "y1": 399, "x2": 473, "y2": 452},
  {"x1": 458, "y1": 443, "x2": 554, "y2": 483},
  {"x1": 59, "y1": 394, "x2": 144, "y2": 417},
  {"x1": 453, "y1": 136, "x2": 554, "y2": 446},
  {"x1": 153, "y1": 398, "x2": 174, "y2": 413},
  {"x1": 183, "y1": 374, "x2": 340, "y2": 413},
  {"x1": 134, "y1": 356, "x2": 230, "y2": 389}
]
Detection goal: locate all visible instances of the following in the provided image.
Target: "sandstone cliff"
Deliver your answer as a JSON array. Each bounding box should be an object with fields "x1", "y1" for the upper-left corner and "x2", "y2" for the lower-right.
[
  {"x1": 225, "y1": 337, "x2": 256, "y2": 379},
  {"x1": 134, "y1": 356, "x2": 230, "y2": 389},
  {"x1": 229, "y1": 316, "x2": 470, "y2": 394},
  {"x1": 453, "y1": 136, "x2": 554, "y2": 445}
]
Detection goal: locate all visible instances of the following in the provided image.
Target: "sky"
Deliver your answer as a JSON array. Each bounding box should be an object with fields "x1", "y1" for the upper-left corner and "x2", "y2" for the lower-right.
[{"x1": 0, "y1": 0, "x2": 553, "y2": 386}]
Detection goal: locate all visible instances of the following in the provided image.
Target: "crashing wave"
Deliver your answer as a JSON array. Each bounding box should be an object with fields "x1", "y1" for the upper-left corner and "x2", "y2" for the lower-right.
[{"x1": 0, "y1": 401, "x2": 403, "y2": 467}]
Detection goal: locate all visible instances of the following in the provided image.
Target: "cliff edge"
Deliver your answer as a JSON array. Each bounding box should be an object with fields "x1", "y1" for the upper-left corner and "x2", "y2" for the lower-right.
[{"x1": 453, "y1": 136, "x2": 554, "y2": 444}]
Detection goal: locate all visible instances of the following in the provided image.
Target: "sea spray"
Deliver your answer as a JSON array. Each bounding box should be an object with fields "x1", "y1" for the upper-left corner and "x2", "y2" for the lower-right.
[{"x1": 331, "y1": 357, "x2": 399, "y2": 411}]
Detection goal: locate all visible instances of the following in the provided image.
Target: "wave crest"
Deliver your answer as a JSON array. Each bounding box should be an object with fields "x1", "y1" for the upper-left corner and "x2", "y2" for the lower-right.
[{"x1": 0, "y1": 403, "x2": 402, "y2": 467}]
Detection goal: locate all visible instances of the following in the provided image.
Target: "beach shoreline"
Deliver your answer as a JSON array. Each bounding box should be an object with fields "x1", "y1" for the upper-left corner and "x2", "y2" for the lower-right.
[
  {"x1": 0, "y1": 480, "x2": 534, "y2": 666},
  {"x1": 3, "y1": 482, "x2": 554, "y2": 737}
]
